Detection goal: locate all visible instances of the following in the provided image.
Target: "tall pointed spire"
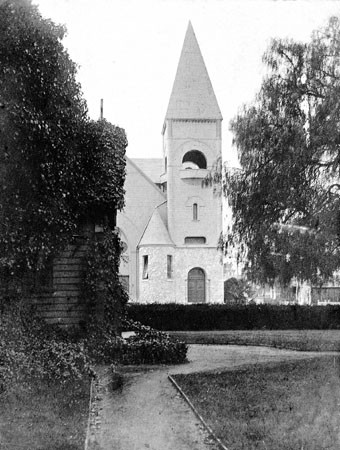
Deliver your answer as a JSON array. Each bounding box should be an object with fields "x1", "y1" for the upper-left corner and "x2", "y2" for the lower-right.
[{"x1": 165, "y1": 21, "x2": 222, "y2": 121}]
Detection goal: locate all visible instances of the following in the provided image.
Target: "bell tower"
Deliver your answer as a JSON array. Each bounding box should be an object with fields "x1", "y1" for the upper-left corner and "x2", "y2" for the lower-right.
[
  {"x1": 160, "y1": 22, "x2": 223, "y2": 303},
  {"x1": 118, "y1": 22, "x2": 224, "y2": 304},
  {"x1": 162, "y1": 21, "x2": 222, "y2": 248}
]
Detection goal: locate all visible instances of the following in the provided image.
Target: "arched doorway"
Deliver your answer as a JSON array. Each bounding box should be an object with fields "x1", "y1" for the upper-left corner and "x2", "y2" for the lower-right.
[{"x1": 188, "y1": 268, "x2": 206, "y2": 303}]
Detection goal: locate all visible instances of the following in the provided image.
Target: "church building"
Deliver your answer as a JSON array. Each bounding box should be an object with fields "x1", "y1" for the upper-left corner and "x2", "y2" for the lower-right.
[{"x1": 117, "y1": 22, "x2": 224, "y2": 304}]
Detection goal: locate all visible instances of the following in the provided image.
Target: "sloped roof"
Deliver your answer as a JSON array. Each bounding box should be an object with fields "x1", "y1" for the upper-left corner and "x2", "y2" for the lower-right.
[
  {"x1": 126, "y1": 157, "x2": 166, "y2": 199},
  {"x1": 139, "y1": 204, "x2": 174, "y2": 247},
  {"x1": 131, "y1": 158, "x2": 164, "y2": 184},
  {"x1": 165, "y1": 21, "x2": 222, "y2": 121}
]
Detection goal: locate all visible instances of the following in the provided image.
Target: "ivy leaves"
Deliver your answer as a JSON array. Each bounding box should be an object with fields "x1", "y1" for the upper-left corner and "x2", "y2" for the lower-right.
[{"x1": 0, "y1": 1, "x2": 127, "y2": 283}]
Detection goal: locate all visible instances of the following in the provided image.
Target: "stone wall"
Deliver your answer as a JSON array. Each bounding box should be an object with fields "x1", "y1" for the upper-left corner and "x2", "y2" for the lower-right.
[{"x1": 139, "y1": 246, "x2": 176, "y2": 303}]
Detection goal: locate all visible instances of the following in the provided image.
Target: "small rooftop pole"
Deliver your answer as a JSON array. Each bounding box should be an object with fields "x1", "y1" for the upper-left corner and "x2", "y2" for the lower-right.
[{"x1": 100, "y1": 98, "x2": 103, "y2": 120}]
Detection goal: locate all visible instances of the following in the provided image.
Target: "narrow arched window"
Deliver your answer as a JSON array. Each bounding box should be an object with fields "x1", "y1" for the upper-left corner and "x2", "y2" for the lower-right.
[
  {"x1": 142, "y1": 255, "x2": 149, "y2": 279},
  {"x1": 193, "y1": 203, "x2": 198, "y2": 221},
  {"x1": 167, "y1": 255, "x2": 173, "y2": 279}
]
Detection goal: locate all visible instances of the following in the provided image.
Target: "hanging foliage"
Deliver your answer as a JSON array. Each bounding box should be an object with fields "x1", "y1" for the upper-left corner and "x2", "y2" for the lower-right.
[
  {"x1": 227, "y1": 16, "x2": 340, "y2": 286},
  {"x1": 82, "y1": 229, "x2": 128, "y2": 333}
]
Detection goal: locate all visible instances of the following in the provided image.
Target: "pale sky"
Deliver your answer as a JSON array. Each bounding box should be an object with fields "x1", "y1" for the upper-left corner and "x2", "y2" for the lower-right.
[{"x1": 33, "y1": 0, "x2": 340, "y2": 165}]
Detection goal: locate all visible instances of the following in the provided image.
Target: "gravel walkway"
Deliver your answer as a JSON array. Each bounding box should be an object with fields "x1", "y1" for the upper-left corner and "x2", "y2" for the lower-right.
[{"x1": 91, "y1": 345, "x2": 336, "y2": 450}]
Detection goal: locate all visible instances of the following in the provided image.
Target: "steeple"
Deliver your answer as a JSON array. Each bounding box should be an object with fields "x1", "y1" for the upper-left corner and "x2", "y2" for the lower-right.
[{"x1": 165, "y1": 21, "x2": 222, "y2": 121}]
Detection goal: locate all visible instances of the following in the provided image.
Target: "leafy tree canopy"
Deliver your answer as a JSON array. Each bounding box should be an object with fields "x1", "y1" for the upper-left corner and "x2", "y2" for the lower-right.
[
  {"x1": 227, "y1": 16, "x2": 340, "y2": 286},
  {"x1": 0, "y1": 0, "x2": 127, "y2": 281}
]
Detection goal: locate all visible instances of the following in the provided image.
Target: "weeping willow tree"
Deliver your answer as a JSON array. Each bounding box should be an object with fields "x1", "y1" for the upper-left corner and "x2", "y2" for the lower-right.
[{"x1": 226, "y1": 16, "x2": 340, "y2": 286}]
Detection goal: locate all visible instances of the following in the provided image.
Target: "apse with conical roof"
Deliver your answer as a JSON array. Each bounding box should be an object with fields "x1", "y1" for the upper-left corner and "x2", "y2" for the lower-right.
[
  {"x1": 139, "y1": 206, "x2": 174, "y2": 247},
  {"x1": 165, "y1": 21, "x2": 222, "y2": 121}
]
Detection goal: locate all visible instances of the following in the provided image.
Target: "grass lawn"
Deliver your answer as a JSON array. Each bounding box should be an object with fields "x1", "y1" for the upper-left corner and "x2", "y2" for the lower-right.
[
  {"x1": 169, "y1": 329, "x2": 340, "y2": 351},
  {"x1": 173, "y1": 356, "x2": 340, "y2": 450},
  {"x1": 0, "y1": 378, "x2": 90, "y2": 450}
]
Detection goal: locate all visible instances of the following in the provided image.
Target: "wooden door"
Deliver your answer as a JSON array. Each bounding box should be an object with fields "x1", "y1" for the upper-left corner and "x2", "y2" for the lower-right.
[{"x1": 188, "y1": 268, "x2": 205, "y2": 303}]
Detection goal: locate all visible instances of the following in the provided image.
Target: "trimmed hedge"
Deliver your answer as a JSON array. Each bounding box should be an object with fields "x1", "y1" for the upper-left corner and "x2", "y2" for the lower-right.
[{"x1": 126, "y1": 303, "x2": 340, "y2": 331}]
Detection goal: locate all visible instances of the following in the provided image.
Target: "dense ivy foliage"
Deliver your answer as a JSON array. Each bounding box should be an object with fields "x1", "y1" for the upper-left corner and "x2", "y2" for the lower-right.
[
  {"x1": 0, "y1": 0, "x2": 127, "y2": 290},
  {"x1": 83, "y1": 229, "x2": 128, "y2": 333},
  {"x1": 0, "y1": 298, "x2": 92, "y2": 393},
  {"x1": 226, "y1": 16, "x2": 340, "y2": 285}
]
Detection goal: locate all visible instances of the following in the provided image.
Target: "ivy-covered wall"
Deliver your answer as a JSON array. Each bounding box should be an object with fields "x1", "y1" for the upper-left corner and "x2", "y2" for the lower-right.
[
  {"x1": 32, "y1": 224, "x2": 93, "y2": 327},
  {"x1": 0, "y1": 1, "x2": 128, "y2": 329}
]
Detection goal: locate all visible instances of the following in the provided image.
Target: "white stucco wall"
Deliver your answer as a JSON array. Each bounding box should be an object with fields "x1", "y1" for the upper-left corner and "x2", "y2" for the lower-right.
[
  {"x1": 139, "y1": 245, "x2": 223, "y2": 304},
  {"x1": 173, "y1": 246, "x2": 223, "y2": 303}
]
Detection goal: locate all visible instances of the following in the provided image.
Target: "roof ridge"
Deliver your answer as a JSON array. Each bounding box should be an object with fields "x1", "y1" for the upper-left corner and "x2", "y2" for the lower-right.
[{"x1": 126, "y1": 157, "x2": 166, "y2": 198}]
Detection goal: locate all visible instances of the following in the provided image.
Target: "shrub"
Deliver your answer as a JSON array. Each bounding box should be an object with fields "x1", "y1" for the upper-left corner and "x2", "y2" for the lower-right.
[
  {"x1": 120, "y1": 318, "x2": 188, "y2": 364},
  {"x1": 0, "y1": 297, "x2": 188, "y2": 395},
  {"x1": 224, "y1": 277, "x2": 253, "y2": 304},
  {"x1": 83, "y1": 318, "x2": 188, "y2": 365},
  {"x1": 30, "y1": 340, "x2": 91, "y2": 381},
  {"x1": 84, "y1": 324, "x2": 122, "y2": 364},
  {"x1": 0, "y1": 297, "x2": 92, "y2": 393},
  {"x1": 121, "y1": 339, "x2": 188, "y2": 365}
]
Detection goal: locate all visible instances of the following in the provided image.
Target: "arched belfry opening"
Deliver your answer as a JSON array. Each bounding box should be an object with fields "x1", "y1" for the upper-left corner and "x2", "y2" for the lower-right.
[
  {"x1": 182, "y1": 150, "x2": 207, "y2": 169},
  {"x1": 188, "y1": 267, "x2": 206, "y2": 303}
]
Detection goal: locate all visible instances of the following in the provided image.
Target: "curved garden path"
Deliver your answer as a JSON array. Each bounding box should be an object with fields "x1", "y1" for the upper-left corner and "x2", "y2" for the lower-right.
[{"x1": 91, "y1": 345, "x2": 337, "y2": 450}]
